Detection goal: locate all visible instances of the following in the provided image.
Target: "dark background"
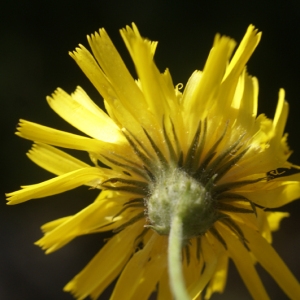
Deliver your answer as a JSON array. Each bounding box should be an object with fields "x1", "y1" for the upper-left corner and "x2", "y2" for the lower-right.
[{"x1": 1, "y1": 1, "x2": 300, "y2": 299}]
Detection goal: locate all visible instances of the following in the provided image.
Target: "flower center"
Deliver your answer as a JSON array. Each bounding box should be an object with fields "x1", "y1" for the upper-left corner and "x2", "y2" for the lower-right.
[{"x1": 146, "y1": 168, "x2": 218, "y2": 241}]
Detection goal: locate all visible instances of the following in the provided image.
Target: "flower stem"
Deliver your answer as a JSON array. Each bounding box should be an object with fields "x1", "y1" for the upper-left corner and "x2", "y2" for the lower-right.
[{"x1": 168, "y1": 215, "x2": 190, "y2": 300}]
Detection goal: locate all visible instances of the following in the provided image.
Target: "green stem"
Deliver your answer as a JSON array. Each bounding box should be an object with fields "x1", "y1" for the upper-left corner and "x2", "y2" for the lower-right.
[{"x1": 168, "y1": 215, "x2": 190, "y2": 300}]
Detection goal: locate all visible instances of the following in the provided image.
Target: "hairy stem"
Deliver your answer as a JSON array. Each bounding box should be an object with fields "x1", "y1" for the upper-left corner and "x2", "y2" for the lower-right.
[{"x1": 168, "y1": 215, "x2": 190, "y2": 300}]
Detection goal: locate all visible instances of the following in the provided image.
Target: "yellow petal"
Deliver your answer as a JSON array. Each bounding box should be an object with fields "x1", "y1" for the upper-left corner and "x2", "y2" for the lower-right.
[
  {"x1": 88, "y1": 27, "x2": 145, "y2": 106},
  {"x1": 47, "y1": 87, "x2": 125, "y2": 143},
  {"x1": 231, "y1": 71, "x2": 258, "y2": 131},
  {"x1": 27, "y1": 143, "x2": 90, "y2": 176},
  {"x1": 36, "y1": 195, "x2": 133, "y2": 253},
  {"x1": 215, "y1": 25, "x2": 260, "y2": 128},
  {"x1": 110, "y1": 233, "x2": 167, "y2": 300},
  {"x1": 273, "y1": 89, "x2": 288, "y2": 136},
  {"x1": 6, "y1": 167, "x2": 118, "y2": 204},
  {"x1": 218, "y1": 224, "x2": 270, "y2": 300},
  {"x1": 130, "y1": 236, "x2": 168, "y2": 299},
  {"x1": 71, "y1": 43, "x2": 153, "y2": 146},
  {"x1": 16, "y1": 119, "x2": 117, "y2": 154},
  {"x1": 121, "y1": 24, "x2": 172, "y2": 121},
  {"x1": 240, "y1": 173, "x2": 300, "y2": 208},
  {"x1": 224, "y1": 25, "x2": 261, "y2": 81},
  {"x1": 40, "y1": 216, "x2": 71, "y2": 233},
  {"x1": 87, "y1": 26, "x2": 166, "y2": 133},
  {"x1": 181, "y1": 71, "x2": 202, "y2": 109},
  {"x1": 241, "y1": 223, "x2": 300, "y2": 299},
  {"x1": 266, "y1": 211, "x2": 289, "y2": 232},
  {"x1": 183, "y1": 34, "x2": 236, "y2": 127},
  {"x1": 69, "y1": 44, "x2": 118, "y2": 102},
  {"x1": 188, "y1": 235, "x2": 219, "y2": 299},
  {"x1": 255, "y1": 207, "x2": 272, "y2": 243},
  {"x1": 64, "y1": 221, "x2": 144, "y2": 300},
  {"x1": 204, "y1": 251, "x2": 228, "y2": 299},
  {"x1": 71, "y1": 48, "x2": 149, "y2": 142},
  {"x1": 270, "y1": 89, "x2": 291, "y2": 161},
  {"x1": 70, "y1": 43, "x2": 153, "y2": 151},
  {"x1": 120, "y1": 24, "x2": 183, "y2": 153},
  {"x1": 233, "y1": 90, "x2": 291, "y2": 177}
]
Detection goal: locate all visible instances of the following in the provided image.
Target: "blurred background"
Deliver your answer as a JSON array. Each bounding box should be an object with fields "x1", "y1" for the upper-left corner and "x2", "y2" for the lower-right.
[{"x1": 1, "y1": 1, "x2": 300, "y2": 299}]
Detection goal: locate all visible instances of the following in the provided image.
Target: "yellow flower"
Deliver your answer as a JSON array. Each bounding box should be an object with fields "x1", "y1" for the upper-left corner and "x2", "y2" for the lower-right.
[{"x1": 6, "y1": 23, "x2": 300, "y2": 299}]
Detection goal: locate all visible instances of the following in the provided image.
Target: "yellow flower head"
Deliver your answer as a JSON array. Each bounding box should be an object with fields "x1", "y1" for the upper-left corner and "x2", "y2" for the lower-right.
[{"x1": 6, "y1": 24, "x2": 300, "y2": 299}]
